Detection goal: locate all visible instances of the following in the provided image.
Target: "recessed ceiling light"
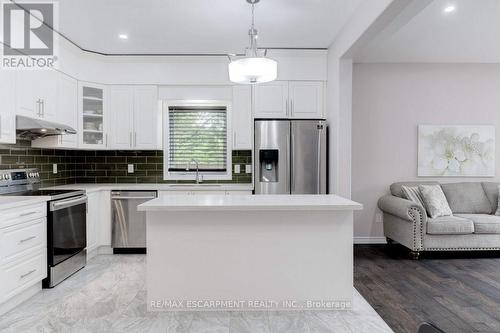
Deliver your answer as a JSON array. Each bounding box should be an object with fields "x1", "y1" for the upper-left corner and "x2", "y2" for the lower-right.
[
  {"x1": 118, "y1": 34, "x2": 128, "y2": 40},
  {"x1": 443, "y1": 5, "x2": 456, "y2": 14}
]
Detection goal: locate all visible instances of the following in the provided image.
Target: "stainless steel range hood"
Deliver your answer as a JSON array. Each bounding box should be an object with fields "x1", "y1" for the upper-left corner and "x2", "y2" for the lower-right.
[{"x1": 16, "y1": 115, "x2": 77, "y2": 139}]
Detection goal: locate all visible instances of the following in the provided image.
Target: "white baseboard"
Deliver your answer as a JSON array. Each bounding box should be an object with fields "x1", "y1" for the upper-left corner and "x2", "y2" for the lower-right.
[
  {"x1": 97, "y1": 246, "x2": 113, "y2": 255},
  {"x1": 354, "y1": 237, "x2": 387, "y2": 244}
]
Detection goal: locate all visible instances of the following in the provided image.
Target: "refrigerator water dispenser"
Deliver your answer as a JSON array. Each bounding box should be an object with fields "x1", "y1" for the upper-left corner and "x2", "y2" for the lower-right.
[{"x1": 259, "y1": 149, "x2": 279, "y2": 182}]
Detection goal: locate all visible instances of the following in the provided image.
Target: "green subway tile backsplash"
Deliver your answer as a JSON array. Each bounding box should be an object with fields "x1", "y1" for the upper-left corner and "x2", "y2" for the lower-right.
[{"x1": 0, "y1": 139, "x2": 252, "y2": 187}]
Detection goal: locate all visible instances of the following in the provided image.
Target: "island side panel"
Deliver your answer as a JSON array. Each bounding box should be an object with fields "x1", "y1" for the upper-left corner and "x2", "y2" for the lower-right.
[{"x1": 147, "y1": 210, "x2": 353, "y2": 311}]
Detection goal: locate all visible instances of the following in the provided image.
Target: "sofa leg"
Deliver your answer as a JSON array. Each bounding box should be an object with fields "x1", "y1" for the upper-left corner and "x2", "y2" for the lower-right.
[{"x1": 409, "y1": 251, "x2": 421, "y2": 260}]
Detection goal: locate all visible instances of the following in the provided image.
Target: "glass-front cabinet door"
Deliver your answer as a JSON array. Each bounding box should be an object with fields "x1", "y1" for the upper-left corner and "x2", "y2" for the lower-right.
[{"x1": 78, "y1": 82, "x2": 107, "y2": 149}]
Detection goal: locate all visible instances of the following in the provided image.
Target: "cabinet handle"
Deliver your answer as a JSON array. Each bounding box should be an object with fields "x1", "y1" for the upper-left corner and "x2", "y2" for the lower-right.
[
  {"x1": 19, "y1": 211, "x2": 37, "y2": 217},
  {"x1": 36, "y1": 99, "x2": 41, "y2": 117},
  {"x1": 105, "y1": 134, "x2": 108, "y2": 147},
  {"x1": 290, "y1": 99, "x2": 293, "y2": 116},
  {"x1": 286, "y1": 99, "x2": 288, "y2": 116},
  {"x1": 42, "y1": 100, "x2": 45, "y2": 117},
  {"x1": 19, "y1": 236, "x2": 36, "y2": 244},
  {"x1": 134, "y1": 132, "x2": 137, "y2": 147},
  {"x1": 20, "y1": 269, "x2": 36, "y2": 279},
  {"x1": 129, "y1": 132, "x2": 132, "y2": 146}
]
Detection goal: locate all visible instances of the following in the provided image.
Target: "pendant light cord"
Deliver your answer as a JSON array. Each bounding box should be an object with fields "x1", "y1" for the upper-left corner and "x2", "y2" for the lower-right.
[{"x1": 251, "y1": 3, "x2": 255, "y2": 29}]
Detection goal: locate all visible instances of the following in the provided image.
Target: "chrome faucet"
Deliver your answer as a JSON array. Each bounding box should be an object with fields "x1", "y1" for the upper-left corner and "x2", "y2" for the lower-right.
[{"x1": 187, "y1": 159, "x2": 203, "y2": 184}]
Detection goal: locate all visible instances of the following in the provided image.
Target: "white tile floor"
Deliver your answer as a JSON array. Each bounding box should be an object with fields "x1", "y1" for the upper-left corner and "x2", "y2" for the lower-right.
[{"x1": 0, "y1": 255, "x2": 392, "y2": 333}]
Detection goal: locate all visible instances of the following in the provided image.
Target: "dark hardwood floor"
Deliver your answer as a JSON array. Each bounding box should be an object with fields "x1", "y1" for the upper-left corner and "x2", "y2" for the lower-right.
[{"x1": 354, "y1": 245, "x2": 500, "y2": 333}]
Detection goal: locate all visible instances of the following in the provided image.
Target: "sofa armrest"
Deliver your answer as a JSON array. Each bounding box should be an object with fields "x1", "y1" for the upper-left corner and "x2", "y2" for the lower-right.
[
  {"x1": 378, "y1": 195, "x2": 427, "y2": 251},
  {"x1": 378, "y1": 195, "x2": 426, "y2": 224}
]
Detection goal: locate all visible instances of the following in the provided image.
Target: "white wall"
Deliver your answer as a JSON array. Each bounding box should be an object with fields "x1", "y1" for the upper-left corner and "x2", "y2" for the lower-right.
[
  {"x1": 352, "y1": 63, "x2": 500, "y2": 240},
  {"x1": 326, "y1": 0, "x2": 400, "y2": 198}
]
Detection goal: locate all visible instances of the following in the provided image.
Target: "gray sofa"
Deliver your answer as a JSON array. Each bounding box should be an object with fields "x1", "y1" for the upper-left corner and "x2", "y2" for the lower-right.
[{"x1": 378, "y1": 182, "x2": 500, "y2": 259}]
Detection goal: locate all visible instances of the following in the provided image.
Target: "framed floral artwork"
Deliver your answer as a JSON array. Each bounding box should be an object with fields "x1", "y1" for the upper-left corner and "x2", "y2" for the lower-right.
[{"x1": 418, "y1": 125, "x2": 495, "y2": 177}]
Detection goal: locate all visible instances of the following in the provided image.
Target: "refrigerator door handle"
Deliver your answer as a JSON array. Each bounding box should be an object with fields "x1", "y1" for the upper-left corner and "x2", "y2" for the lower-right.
[
  {"x1": 286, "y1": 131, "x2": 291, "y2": 193},
  {"x1": 290, "y1": 128, "x2": 294, "y2": 194},
  {"x1": 317, "y1": 125, "x2": 322, "y2": 193}
]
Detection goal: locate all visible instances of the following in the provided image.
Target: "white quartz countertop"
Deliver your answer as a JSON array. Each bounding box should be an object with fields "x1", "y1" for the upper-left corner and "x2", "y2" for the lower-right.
[
  {"x1": 0, "y1": 196, "x2": 49, "y2": 210},
  {"x1": 42, "y1": 183, "x2": 254, "y2": 193},
  {"x1": 138, "y1": 194, "x2": 363, "y2": 211}
]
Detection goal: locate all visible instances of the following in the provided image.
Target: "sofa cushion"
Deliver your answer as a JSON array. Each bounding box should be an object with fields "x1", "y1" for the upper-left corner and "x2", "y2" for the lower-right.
[
  {"x1": 440, "y1": 182, "x2": 491, "y2": 214},
  {"x1": 427, "y1": 216, "x2": 474, "y2": 235},
  {"x1": 455, "y1": 214, "x2": 500, "y2": 234},
  {"x1": 390, "y1": 182, "x2": 439, "y2": 198},
  {"x1": 401, "y1": 186, "x2": 426, "y2": 209},
  {"x1": 481, "y1": 182, "x2": 500, "y2": 214},
  {"x1": 419, "y1": 185, "x2": 452, "y2": 218}
]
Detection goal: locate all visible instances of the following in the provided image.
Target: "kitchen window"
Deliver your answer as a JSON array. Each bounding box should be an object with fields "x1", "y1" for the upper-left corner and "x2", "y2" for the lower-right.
[{"x1": 163, "y1": 101, "x2": 232, "y2": 180}]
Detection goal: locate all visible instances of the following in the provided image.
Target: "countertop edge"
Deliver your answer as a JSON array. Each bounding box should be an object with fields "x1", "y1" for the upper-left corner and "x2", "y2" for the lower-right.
[
  {"x1": 0, "y1": 196, "x2": 50, "y2": 210},
  {"x1": 42, "y1": 184, "x2": 255, "y2": 193},
  {"x1": 138, "y1": 204, "x2": 363, "y2": 212}
]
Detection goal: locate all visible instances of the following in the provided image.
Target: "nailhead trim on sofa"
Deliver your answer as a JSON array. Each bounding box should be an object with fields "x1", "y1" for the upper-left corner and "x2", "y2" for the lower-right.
[
  {"x1": 408, "y1": 207, "x2": 424, "y2": 251},
  {"x1": 425, "y1": 247, "x2": 500, "y2": 251}
]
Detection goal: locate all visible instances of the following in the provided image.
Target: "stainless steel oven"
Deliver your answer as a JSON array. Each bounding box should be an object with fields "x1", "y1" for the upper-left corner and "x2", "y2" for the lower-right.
[
  {"x1": 46, "y1": 195, "x2": 87, "y2": 286},
  {"x1": 0, "y1": 168, "x2": 88, "y2": 288}
]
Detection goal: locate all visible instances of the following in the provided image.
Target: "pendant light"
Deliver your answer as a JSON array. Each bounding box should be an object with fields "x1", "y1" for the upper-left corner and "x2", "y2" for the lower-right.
[{"x1": 228, "y1": 0, "x2": 277, "y2": 84}]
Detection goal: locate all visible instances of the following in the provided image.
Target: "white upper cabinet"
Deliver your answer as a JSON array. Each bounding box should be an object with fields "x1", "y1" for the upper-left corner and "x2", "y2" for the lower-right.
[
  {"x1": 133, "y1": 86, "x2": 159, "y2": 150},
  {"x1": 15, "y1": 70, "x2": 58, "y2": 121},
  {"x1": 253, "y1": 81, "x2": 289, "y2": 119},
  {"x1": 57, "y1": 74, "x2": 78, "y2": 148},
  {"x1": 232, "y1": 86, "x2": 252, "y2": 150},
  {"x1": 253, "y1": 81, "x2": 324, "y2": 119},
  {"x1": 109, "y1": 86, "x2": 134, "y2": 149},
  {"x1": 288, "y1": 81, "x2": 324, "y2": 119},
  {"x1": 79, "y1": 82, "x2": 108, "y2": 149},
  {"x1": 109, "y1": 85, "x2": 159, "y2": 150},
  {"x1": 32, "y1": 73, "x2": 78, "y2": 149},
  {"x1": 40, "y1": 70, "x2": 58, "y2": 121},
  {"x1": 0, "y1": 71, "x2": 16, "y2": 144}
]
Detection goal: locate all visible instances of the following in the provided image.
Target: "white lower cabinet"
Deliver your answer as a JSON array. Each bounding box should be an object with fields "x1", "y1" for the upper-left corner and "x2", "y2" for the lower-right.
[
  {"x1": 0, "y1": 251, "x2": 46, "y2": 303},
  {"x1": 0, "y1": 202, "x2": 47, "y2": 311},
  {"x1": 86, "y1": 192, "x2": 98, "y2": 254},
  {"x1": 86, "y1": 191, "x2": 111, "y2": 257}
]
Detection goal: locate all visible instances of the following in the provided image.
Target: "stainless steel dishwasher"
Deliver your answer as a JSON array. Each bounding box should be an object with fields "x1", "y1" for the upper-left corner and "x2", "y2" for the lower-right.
[{"x1": 111, "y1": 191, "x2": 157, "y2": 254}]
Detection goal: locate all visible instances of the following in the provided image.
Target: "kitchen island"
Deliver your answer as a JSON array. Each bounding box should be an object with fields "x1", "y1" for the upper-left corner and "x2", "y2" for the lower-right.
[{"x1": 138, "y1": 194, "x2": 362, "y2": 311}]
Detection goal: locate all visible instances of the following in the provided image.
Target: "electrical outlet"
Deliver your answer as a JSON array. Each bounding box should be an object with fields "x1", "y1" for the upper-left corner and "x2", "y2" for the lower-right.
[
  {"x1": 375, "y1": 213, "x2": 383, "y2": 223},
  {"x1": 128, "y1": 164, "x2": 134, "y2": 173},
  {"x1": 52, "y1": 164, "x2": 57, "y2": 174},
  {"x1": 234, "y1": 165, "x2": 241, "y2": 174},
  {"x1": 245, "y1": 164, "x2": 252, "y2": 174}
]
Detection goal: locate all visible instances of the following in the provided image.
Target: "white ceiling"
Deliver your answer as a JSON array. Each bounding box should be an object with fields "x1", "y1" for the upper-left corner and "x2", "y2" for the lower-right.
[
  {"x1": 53, "y1": 0, "x2": 362, "y2": 55},
  {"x1": 355, "y1": 0, "x2": 500, "y2": 63}
]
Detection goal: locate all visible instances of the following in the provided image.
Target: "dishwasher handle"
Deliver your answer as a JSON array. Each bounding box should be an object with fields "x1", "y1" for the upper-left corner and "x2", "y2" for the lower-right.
[
  {"x1": 111, "y1": 191, "x2": 157, "y2": 200},
  {"x1": 111, "y1": 196, "x2": 157, "y2": 200}
]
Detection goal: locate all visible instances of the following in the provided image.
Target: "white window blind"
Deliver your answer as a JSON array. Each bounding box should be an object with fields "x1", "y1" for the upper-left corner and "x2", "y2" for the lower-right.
[{"x1": 168, "y1": 106, "x2": 228, "y2": 172}]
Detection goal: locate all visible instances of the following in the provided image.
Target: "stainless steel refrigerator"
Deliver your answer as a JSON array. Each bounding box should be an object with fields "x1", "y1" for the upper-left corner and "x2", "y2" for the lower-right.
[{"x1": 254, "y1": 119, "x2": 327, "y2": 194}]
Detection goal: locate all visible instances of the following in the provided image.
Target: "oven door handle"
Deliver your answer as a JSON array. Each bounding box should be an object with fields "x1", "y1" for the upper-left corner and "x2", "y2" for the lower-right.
[{"x1": 50, "y1": 196, "x2": 88, "y2": 212}]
